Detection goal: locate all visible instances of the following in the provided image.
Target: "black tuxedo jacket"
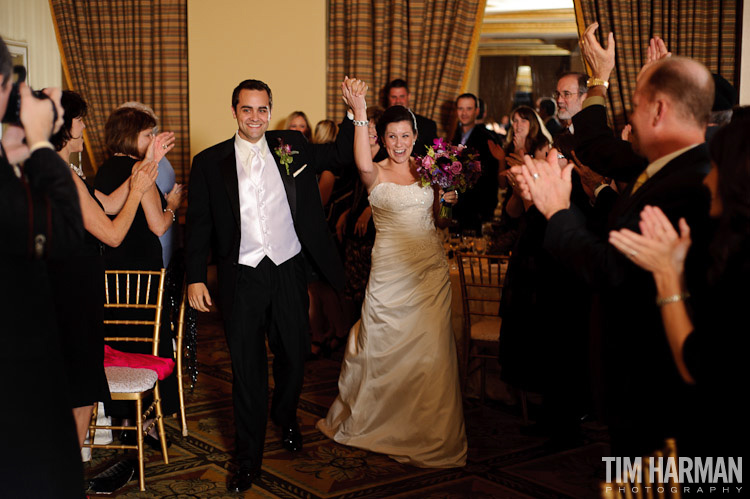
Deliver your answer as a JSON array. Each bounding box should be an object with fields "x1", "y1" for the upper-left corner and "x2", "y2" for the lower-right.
[
  {"x1": 186, "y1": 121, "x2": 353, "y2": 319},
  {"x1": 544, "y1": 106, "x2": 711, "y2": 454},
  {"x1": 451, "y1": 124, "x2": 500, "y2": 230}
]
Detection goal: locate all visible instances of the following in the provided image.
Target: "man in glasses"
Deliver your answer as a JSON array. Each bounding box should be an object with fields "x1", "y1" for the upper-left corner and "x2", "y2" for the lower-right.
[{"x1": 554, "y1": 73, "x2": 588, "y2": 131}]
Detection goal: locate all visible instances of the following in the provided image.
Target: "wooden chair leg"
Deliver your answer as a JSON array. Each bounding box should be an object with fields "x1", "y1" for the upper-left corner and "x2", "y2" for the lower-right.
[
  {"x1": 154, "y1": 383, "x2": 169, "y2": 463},
  {"x1": 135, "y1": 398, "x2": 146, "y2": 492}
]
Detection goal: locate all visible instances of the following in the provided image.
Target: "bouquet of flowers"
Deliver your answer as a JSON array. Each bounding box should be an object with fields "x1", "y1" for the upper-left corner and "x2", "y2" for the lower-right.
[{"x1": 415, "y1": 138, "x2": 482, "y2": 219}]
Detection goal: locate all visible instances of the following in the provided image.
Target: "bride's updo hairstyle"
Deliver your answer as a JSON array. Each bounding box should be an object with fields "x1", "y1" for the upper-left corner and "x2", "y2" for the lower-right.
[{"x1": 376, "y1": 105, "x2": 418, "y2": 142}]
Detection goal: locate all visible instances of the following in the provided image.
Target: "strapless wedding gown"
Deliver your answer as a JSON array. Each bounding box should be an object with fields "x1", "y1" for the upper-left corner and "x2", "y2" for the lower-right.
[{"x1": 317, "y1": 182, "x2": 467, "y2": 468}]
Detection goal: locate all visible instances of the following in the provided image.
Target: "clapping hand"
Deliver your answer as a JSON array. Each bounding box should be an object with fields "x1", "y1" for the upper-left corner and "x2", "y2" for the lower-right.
[
  {"x1": 608, "y1": 205, "x2": 691, "y2": 275},
  {"x1": 570, "y1": 150, "x2": 609, "y2": 201},
  {"x1": 505, "y1": 152, "x2": 525, "y2": 168},
  {"x1": 165, "y1": 183, "x2": 186, "y2": 212},
  {"x1": 145, "y1": 131, "x2": 175, "y2": 164},
  {"x1": 130, "y1": 160, "x2": 159, "y2": 194},
  {"x1": 580, "y1": 22, "x2": 615, "y2": 83},
  {"x1": 511, "y1": 147, "x2": 573, "y2": 218},
  {"x1": 637, "y1": 36, "x2": 671, "y2": 81}
]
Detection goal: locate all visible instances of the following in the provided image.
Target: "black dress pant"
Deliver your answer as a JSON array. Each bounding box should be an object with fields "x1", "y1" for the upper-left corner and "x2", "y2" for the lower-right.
[{"x1": 226, "y1": 254, "x2": 309, "y2": 468}]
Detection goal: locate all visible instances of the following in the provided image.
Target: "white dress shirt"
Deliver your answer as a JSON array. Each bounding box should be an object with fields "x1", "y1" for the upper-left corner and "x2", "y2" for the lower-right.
[{"x1": 234, "y1": 132, "x2": 301, "y2": 267}]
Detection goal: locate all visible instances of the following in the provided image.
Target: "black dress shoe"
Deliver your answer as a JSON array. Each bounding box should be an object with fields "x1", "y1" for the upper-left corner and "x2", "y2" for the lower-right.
[
  {"x1": 227, "y1": 466, "x2": 260, "y2": 492},
  {"x1": 87, "y1": 459, "x2": 136, "y2": 494},
  {"x1": 280, "y1": 423, "x2": 303, "y2": 452}
]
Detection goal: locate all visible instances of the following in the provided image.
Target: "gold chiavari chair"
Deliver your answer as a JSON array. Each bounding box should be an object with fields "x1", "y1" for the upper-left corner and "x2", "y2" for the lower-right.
[
  {"x1": 174, "y1": 281, "x2": 189, "y2": 437},
  {"x1": 83, "y1": 269, "x2": 170, "y2": 492},
  {"x1": 456, "y1": 252, "x2": 512, "y2": 406},
  {"x1": 601, "y1": 439, "x2": 682, "y2": 499}
]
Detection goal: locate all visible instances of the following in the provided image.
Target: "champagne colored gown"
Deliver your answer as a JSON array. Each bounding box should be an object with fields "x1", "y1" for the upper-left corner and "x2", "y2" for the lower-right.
[{"x1": 318, "y1": 181, "x2": 467, "y2": 468}]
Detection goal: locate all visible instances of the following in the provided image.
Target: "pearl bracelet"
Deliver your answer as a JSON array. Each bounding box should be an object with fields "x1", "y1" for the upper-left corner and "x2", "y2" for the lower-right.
[
  {"x1": 164, "y1": 208, "x2": 176, "y2": 223},
  {"x1": 353, "y1": 119, "x2": 369, "y2": 127},
  {"x1": 656, "y1": 292, "x2": 690, "y2": 307}
]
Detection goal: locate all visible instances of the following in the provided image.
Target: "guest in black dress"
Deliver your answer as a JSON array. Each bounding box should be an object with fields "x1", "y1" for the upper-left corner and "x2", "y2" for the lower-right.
[
  {"x1": 47, "y1": 91, "x2": 160, "y2": 447},
  {"x1": 93, "y1": 106, "x2": 185, "y2": 435}
]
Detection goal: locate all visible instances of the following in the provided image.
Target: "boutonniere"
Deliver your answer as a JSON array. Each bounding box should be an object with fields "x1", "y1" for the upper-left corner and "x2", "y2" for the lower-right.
[{"x1": 274, "y1": 138, "x2": 299, "y2": 175}]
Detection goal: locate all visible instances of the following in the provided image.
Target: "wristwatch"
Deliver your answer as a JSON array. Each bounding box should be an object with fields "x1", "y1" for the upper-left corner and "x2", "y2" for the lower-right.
[{"x1": 587, "y1": 77, "x2": 609, "y2": 89}]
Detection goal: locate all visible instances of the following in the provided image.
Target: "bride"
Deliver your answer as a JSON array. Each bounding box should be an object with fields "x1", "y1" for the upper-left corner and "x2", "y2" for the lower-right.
[{"x1": 316, "y1": 77, "x2": 467, "y2": 468}]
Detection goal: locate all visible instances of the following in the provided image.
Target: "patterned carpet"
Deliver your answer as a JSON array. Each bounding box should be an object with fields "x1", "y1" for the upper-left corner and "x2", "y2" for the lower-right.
[{"x1": 85, "y1": 307, "x2": 611, "y2": 498}]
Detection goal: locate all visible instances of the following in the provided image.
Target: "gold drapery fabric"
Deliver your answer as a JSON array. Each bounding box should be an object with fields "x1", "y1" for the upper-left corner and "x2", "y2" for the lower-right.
[
  {"x1": 50, "y1": 0, "x2": 189, "y2": 181},
  {"x1": 574, "y1": 0, "x2": 738, "y2": 131},
  {"x1": 327, "y1": 0, "x2": 485, "y2": 138}
]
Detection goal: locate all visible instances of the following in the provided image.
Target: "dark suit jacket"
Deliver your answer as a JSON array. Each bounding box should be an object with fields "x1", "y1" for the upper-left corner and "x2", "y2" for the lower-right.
[
  {"x1": 544, "y1": 107, "x2": 711, "y2": 454},
  {"x1": 451, "y1": 124, "x2": 500, "y2": 231},
  {"x1": 572, "y1": 105, "x2": 647, "y2": 183},
  {"x1": 186, "y1": 121, "x2": 353, "y2": 321},
  {"x1": 414, "y1": 112, "x2": 437, "y2": 156},
  {"x1": 544, "y1": 117, "x2": 564, "y2": 137}
]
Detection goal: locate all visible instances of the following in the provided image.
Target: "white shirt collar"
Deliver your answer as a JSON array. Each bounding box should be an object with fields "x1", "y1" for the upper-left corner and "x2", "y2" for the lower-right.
[{"x1": 234, "y1": 132, "x2": 269, "y2": 158}]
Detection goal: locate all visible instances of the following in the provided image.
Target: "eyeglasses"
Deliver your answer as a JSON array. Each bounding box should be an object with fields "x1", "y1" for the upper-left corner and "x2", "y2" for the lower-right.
[{"x1": 553, "y1": 90, "x2": 584, "y2": 100}]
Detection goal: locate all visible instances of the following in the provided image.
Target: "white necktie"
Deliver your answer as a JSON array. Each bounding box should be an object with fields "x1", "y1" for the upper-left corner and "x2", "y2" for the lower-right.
[{"x1": 248, "y1": 145, "x2": 262, "y2": 184}]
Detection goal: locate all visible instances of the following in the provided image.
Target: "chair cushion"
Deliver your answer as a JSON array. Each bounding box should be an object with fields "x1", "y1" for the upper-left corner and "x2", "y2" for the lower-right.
[
  {"x1": 105, "y1": 366, "x2": 158, "y2": 393},
  {"x1": 104, "y1": 345, "x2": 175, "y2": 380},
  {"x1": 471, "y1": 318, "x2": 501, "y2": 342}
]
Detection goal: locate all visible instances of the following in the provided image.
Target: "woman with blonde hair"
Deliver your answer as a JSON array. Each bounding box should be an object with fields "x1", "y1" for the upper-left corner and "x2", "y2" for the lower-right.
[{"x1": 285, "y1": 111, "x2": 312, "y2": 141}]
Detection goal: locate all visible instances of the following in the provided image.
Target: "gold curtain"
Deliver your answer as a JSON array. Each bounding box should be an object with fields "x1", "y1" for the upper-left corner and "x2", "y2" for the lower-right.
[
  {"x1": 327, "y1": 0, "x2": 485, "y2": 138},
  {"x1": 49, "y1": 0, "x2": 189, "y2": 182},
  {"x1": 574, "y1": 0, "x2": 738, "y2": 130}
]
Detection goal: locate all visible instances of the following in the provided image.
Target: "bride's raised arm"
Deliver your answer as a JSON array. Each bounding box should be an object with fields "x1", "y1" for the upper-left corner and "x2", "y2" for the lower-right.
[{"x1": 341, "y1": 77, "x2": 378, "y2": 189}]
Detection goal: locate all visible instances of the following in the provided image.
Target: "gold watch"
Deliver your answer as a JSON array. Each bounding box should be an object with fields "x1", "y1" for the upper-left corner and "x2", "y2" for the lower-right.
[{"x1": 587, "y1": 77, "x2": 609, "y2": 89}]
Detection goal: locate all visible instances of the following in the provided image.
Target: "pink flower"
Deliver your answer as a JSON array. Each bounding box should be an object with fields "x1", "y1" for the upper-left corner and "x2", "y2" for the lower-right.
[
  {"x1": 450, "y1": 161, "x2": 463, "y2": 174},
  {"x1": 421, "y1": 155, "x2": 434, "y2": 168}
]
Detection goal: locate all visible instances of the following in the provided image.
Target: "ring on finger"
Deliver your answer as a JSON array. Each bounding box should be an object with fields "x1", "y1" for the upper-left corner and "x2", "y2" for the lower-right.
[{"x1": 532, "y1": 173, "x2": 540, "y2": 180}]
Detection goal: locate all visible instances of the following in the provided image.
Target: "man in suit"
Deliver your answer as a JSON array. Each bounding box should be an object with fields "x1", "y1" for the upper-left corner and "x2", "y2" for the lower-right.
[
  {"x1": 536, "y1": 97, "x2": 564, "y2": 137},
  {"x1": 512, "y1": 25, "x2": 714, "y2": 458},
  {"x1": 1, "y1": 36, "x2": 86, "y2": 496},
  {"x1": 186, "y1": 79, "x2": 352, "y2": 492},
  {"x1": 451, "y1": 92, "x2": 500, "y2": 231},
  {"x1": 555, "y1": 72, "x2": 588, "y2": 133},
  {"x1": 385, "y1": 78, "x2": 438, "y2": 156}
]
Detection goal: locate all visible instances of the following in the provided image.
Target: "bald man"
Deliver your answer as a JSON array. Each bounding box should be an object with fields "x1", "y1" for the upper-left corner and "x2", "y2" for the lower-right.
[{"x1": 514, "y1": 25, "x2": 714, "y2": 458}]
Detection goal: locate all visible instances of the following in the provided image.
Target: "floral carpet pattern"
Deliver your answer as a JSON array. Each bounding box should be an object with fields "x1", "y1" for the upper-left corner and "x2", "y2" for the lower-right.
[{"x1": 84, "y1": 306, "x2": 610, "y2": 498}]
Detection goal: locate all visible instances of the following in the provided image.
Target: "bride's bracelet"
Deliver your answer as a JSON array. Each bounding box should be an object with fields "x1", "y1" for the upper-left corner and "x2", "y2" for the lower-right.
[{"x1": 353, "y1": 119, "x2": 369, "y2": 127}]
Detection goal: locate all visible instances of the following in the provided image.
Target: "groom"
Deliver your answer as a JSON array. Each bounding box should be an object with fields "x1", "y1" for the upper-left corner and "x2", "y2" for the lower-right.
[{"x1": 186, "y1": 79, "x2": 351, "y2": 492}]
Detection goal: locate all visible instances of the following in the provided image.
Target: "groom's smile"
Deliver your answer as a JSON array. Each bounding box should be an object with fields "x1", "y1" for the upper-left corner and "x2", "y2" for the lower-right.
[{"x1": 232, "y1": 88, "x2": 271, "y2": 143}]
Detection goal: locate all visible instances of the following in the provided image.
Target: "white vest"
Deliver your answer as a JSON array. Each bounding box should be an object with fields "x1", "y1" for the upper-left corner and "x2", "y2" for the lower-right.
[{"x1": 234, "y1": 133, "x2": 301, "y2": 267}]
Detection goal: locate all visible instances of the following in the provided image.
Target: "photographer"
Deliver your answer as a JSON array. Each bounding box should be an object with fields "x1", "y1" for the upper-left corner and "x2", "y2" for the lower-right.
[{"x1": 0, "y1": 36, "x2": 86, "y2": 497}]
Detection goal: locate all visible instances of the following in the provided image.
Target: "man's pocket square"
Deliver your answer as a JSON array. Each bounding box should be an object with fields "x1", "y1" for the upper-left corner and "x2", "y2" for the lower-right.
[{"x1": 293, "y1": 164, "x2": 308, "y2": 177}]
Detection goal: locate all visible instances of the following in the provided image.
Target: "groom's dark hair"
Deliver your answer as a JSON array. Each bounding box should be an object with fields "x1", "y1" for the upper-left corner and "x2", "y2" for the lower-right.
[{"x1": 232, "y1": 79, "x2": 273, "y2": 110}]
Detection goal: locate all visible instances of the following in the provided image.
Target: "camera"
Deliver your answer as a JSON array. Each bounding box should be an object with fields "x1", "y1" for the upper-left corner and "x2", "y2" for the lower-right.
[{"x1": 1, "y1": 65, "x2": 57, "y2": 125}]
